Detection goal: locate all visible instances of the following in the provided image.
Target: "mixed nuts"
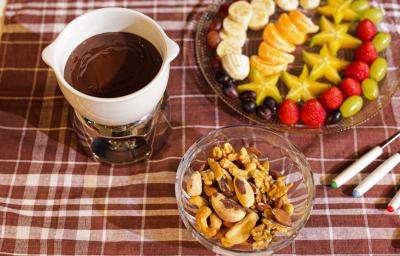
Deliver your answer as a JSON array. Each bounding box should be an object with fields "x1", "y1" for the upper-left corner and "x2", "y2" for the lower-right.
[{"x1": 186, "y1": 142, "x2": 294, "y2": 249}]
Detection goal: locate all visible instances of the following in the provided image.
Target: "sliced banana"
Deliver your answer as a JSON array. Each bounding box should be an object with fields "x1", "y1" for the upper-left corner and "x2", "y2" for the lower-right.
[
  {"x1": 228, "y1": 1, "x2": 252, "y2": 25},
  {"x1": 216, "y1": 39, "x2": 242, "y2": 58},
  {"x1": 249, "y1": 2, "x2": 270, "y2": 31},
  {"x1": 222, "y1": 54, "x2": 250, "y2": 80},
  {"x1": 223, "y1": 17, "x2": 247, "y2": 37},
  {"x1": 300, "y1": 0, "x2": 320, "y2": 10},
  {"x1": 276, "y1": 0, "x2": 299, "y2": 11},
  {"x1": 219, "y1": 30, "x2": 247, "y2": 47},
  {"x1": 251, "y1": 0, "x2": 276, "y2": 16}
]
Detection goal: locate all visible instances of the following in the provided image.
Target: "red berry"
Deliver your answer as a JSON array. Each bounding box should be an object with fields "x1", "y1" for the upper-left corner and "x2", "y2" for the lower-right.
[
  {"x1": 278, "y1": 99, "x2": 299, "y2": 125},
  {"x1": 355, "y1": 42, "x2": 378, "y2": 64},
  {"x1": 340, "y1": 78, "x2": 362, "y2": 98},
  {"x1": 207, "y1": 30, "x2": 221, "y2": 49},
  {"x1": 217, "y1": 3, "x2": 230, "y2": 18},
  {"x1": 320, "y1": 86, "x2": 344, "y2": 110},
  {"x1": 356, "y1": 19, "x2": 377, "y2": 41},
  {"x1": 209, "y1": 17, "x2": 222, "y2": 31},
  {"x1": 344, "y1": 61, "x2": 370, "y2": 82},
  {"x1": 300, "y1": 99, "x2": 326, "y2": 127}
]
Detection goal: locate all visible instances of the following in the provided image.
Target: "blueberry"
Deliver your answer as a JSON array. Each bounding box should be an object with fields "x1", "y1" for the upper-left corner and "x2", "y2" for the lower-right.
[
  {"x1": 223, "y1": 84, "x2": 239, "y2": 99},
  {"x1": 242, "y1": 100, "x2": 257, "y2": 114},
  {"x1": 263, "y1": 97, "x2": 278, "y2": 114},
  {"x1": 240, "y1": 91, "x2": 256, "y2": 102},
  {"x1": 216, "y1": 70, "x2": 230, "y2": 84},
  {"x1": 327, "y1": 110, "x2": 342, "y2": 124},
  {"x1": 257, "y1": 105, "x2": 273, "y2": 120}
]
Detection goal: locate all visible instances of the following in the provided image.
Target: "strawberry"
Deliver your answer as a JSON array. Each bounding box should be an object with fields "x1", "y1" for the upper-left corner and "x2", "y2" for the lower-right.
[
  {"x1": 320, "y1": 86, "x2": 344, "y2": 110},
  {"x1": 340, "y1": 78, "x2": 362, "y2": 98},
  {"x1": 356, "y1": 19, "x2": 377, "y2": 42},
  {"x1": 278, "y1": 99, "x2": 299, "y2": 125},
  {"x1": 300, "y1": 99, "x2": 326, "y2": 127},
  {"x1": 344, "y1": 61, "x2": 370, "y2": 82},
  {"x1": 354, "y1": 42, "x2": 378, "y2": 64}
]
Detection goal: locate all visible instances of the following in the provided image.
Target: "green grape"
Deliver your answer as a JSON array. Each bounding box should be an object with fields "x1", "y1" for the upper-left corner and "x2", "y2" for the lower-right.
[
  {"x1": 340, "y1": 96, "x2": 363, "y2": 118},
  {"x1": 370, "y1": 57, "x2": 388, "y2": 81},
  {"x1": 351, "y1": 0, "x2": 370, "y2": 14},
  {"x1": 362, "y1": 79, "x2": 379, "y2": 100},
  {"x1": 372, "y1": 32, "x2": 391, "y2": 52},
  {"x1": 361, "y1": 8, "x2": 384, "y2": 24}
]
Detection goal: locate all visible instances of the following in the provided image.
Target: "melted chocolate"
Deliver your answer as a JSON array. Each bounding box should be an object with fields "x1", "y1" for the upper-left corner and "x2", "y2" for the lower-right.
[{"x1": 64, "y1": 32, "x2": 162, "y2": 98}]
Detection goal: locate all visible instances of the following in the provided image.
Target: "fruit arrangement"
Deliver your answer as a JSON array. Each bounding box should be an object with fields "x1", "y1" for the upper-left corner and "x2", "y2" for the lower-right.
[{"x1": 206, "y1": 0, "x2": 391, "y2": 127}]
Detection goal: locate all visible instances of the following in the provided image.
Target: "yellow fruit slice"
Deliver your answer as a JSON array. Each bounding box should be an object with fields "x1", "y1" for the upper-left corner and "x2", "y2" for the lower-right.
[
  {"x1": 302, "y1": 44, "x2": 349, "y2": 84},
  {"x1": 250, "y1": 55, "x2": 287, "y2": 77},
  {"x1": 258, "y1": 42, "x2": 295, "y2": 64},
  {"x1": 276, "y1": 13, "x2": 307, "y2": 45},
  {"x1": 262, "y1": 24, "x2": 296, "y2": 53},
  {"x1": 237, "y1": 69, "x2": 282, "y2": 105},
  {"x1": 288, "y1": 10, "x2": 319, "y2": 34},
  {"x1": 318, "y1": 0, "x2": 359, "y2": 24},
  {"x1": 281, "y1": 65, "x2": 331, "y2": 102}
]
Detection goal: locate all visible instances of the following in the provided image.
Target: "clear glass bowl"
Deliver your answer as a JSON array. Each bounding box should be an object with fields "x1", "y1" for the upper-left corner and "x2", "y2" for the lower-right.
[
  {"x1": 175, "y1": 126, "x2": 315, "y2": 255},
  {"x1": 195, "y1": 0, "x2": 399, "y2": 135}
]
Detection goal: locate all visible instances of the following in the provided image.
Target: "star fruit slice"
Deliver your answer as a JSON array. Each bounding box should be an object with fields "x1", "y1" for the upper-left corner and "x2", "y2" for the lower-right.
[
  {"x1": 288, "y1": 10, "x2": 319, "y2": 34},
  {"x1": 310, "y1": 16, "x2": 361, "y2": 54},
  {"x1": 276, "y1": 13, "x2": 307, "y2": 45},
  {"x1": 302, "y1": 44, "x2": 349, "y2": 84},
  {"x1": 237, "y1": 68, "x2": 282, "y2": 105},
  {"x1": 250, "y1": 55, "x2": 288, "y2": 77},
  {"x1": 318, "y1": 0, "x2": 359, "y2": 24},
  {"x1": 258, "y1": 42, "x2": 295, "y2": 64},
  {"x1": 262, "y1": 24, "x2": 296, "y2": 53},
  {"x1": 281, "y1": 65, "x2": 331, "y2": 102}
]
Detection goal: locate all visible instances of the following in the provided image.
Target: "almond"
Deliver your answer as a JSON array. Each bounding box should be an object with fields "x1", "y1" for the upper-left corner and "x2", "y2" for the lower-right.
[{"x1": 272, "y1": 208, "x2": 292, "y2": 227}]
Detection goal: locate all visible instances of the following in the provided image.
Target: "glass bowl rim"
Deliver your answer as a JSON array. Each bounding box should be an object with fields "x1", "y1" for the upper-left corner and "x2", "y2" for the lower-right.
[{"x1": 175, "y1": 125, "x2": 316, "y2": 255}]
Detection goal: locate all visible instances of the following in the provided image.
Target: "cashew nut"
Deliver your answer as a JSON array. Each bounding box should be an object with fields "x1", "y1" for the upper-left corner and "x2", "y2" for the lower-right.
[
  {"x1": 208, "y1": 158, "x2": 224, "y2": 181},
  {"x1": 196, "y1": 206, "x2": 222, "y2": 237},
  {"x1": 189, "y1": 196, "x2": 208, "y2": 208},
  {"x1": 221, "y1": 211, "x2": 259, "y2": 245},
  {"x1": 234, "y1": 177, "x2": 255, "y2": 208},
  {"x1": 203, "y1": 184, "x2": 218, "y2": 197},
  {"x1": 187, "y1": 171, "x2": 202, "y2": 196},
  {"x1": 220, "y1": 158, "x2": 249, "y2": 179},
  {"x1": 210, "y1": 192, "x2": 246, "y2": 222}
]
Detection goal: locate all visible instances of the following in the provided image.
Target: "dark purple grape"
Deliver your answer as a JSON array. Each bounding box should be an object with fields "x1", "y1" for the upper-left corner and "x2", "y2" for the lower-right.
[
  {"x1": 242, "y1": 100, "x2": 257, "y2": 114},
  {"x1": 263, "y1": 97, "x2": 278, "y2": 114},
  {"x1": 240, "y1": 91, "x2": 257, "y2": 102},
  {"x1": 217, "y1": 3, "x2": 230, "y2": 18},
  {"x1": 211, "y1": 57, "x2": 222, "y2": 70},
  {"x1": 216, "y1": 70, "x2": 230, "y2": 84},
  {"x1": 223, "y1": 84, "x2": 239, "y2": 99},
  {"x1": 257, "y1": 105, "x2": 273, "y2": 120},
  {"x1": 327, "y1": 110, "x2": 342, "y2": 124},
  {"x1": 209, "y1": 17, "x2": 222, "y2": 31}
]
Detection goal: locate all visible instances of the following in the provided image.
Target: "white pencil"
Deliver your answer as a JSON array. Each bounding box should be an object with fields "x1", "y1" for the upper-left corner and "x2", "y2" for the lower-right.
[
  {"x1": 352, "y1": 153, "x2": 400, "y2": 197},
  {"x1": 387, "y1": 188, "x2": 400, "y2": 212},
  {"x1": 331, "y1": 131, "x2": 400, "y2": 189}
]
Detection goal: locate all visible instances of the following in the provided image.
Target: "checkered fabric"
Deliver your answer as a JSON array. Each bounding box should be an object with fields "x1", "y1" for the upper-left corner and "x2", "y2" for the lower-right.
[{"x1": 0, "y1": 0, "x2": 399, "y2": 255}]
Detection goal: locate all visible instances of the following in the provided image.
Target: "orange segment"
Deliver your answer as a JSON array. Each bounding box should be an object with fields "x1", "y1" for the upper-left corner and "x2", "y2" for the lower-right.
[
  {"x1": 258, "y1": 42, "x2": 295, "y2": 64},
  {"x1": 289, "y1": 10, "x2": 319, "y2": 34},
  {"x1": 262, "y1": 24, "x2": 296, "y2": 53},
  {"x1": 250, "y1": 55, "x2": 287, "y2": 77},
  {"x1": 276, "y1": 13, "x2": 307, "y2": 45}
]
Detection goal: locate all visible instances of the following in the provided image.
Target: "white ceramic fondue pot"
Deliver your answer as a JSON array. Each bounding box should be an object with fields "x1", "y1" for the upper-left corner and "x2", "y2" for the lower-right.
[{"x1": 42, "y1": 8, "x2": 180, "y2": 126}]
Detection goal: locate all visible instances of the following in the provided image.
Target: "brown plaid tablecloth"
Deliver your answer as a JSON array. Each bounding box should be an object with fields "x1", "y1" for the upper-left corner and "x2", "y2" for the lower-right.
[{"x1": 0, "y1": 0, "x2": 400, "y2": 255}]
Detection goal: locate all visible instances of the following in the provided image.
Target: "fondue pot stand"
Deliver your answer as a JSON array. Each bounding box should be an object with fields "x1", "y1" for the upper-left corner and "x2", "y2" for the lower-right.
[{"x1": 72, "y1": 96, "x2": 170, "y2": 164}]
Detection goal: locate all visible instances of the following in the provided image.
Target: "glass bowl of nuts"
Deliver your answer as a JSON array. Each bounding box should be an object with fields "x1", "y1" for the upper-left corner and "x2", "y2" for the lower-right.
[{"x1": 175, "y1": 125, "x2": 314, "y2": 255}]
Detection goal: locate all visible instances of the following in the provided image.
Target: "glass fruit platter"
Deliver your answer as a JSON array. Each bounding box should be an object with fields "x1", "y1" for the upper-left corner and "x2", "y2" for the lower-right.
[{"x1": 195, "y1": 0, "x2": 399, "y2": 135}]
